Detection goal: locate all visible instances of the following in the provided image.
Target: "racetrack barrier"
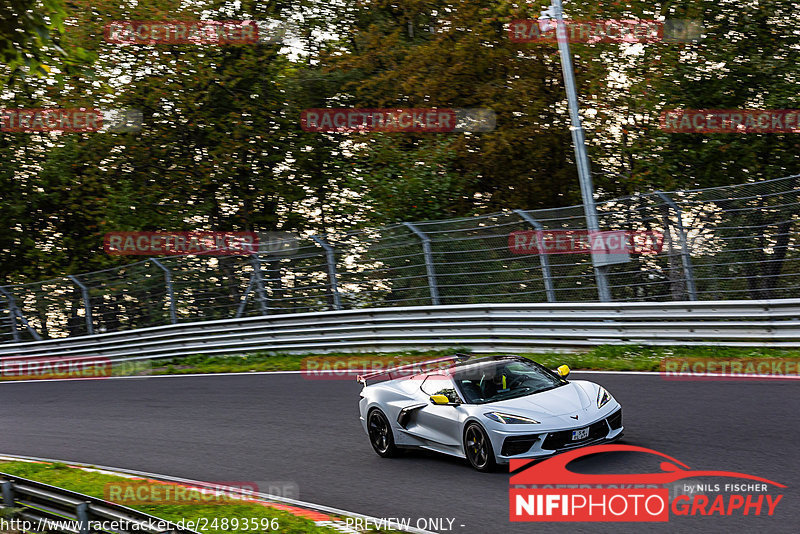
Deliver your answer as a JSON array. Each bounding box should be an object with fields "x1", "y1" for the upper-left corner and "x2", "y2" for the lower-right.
[
  {"x1": 0, "y1": 299, "x2": 798, "y2": 364},
  {"x1": 0, "y1": 473, "x2": 198, "y2": 533}
]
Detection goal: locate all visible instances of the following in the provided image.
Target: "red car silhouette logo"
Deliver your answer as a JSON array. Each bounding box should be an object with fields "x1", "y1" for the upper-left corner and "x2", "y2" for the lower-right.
[{"x1": 510, "y1": 444, "x2": 785, "y2": 487}]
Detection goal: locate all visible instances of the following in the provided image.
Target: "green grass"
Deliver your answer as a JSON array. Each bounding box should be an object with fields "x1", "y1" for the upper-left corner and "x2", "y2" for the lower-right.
[
  {"x1": 149, "y1": 349, "x2": 466, "y2": 375},
  {"x1": 0, "y1": 461, "x2": 351, "y2": 534},
  {"x1": 143, "y1": 346, "x2": 800, "y2": 376},
  {"x1": 522, "y1": 345, "x2": 800, "y2": 371},
  {"x1": 4, "y1": 346, "x2": 798, "y2": 383}
]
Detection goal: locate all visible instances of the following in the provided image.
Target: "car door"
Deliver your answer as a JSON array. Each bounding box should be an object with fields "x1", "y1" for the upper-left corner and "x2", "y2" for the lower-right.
[{"x1": 405, "y1": 374, "x2": 465, "y2": 450}]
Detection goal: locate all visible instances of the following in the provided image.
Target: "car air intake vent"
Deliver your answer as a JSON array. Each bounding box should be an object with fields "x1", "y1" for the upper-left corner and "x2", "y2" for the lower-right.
[
  {"x1": 501, "y1": 434, "x2": 540, "y2": 456},
  {"x1": 607, "y1": 408, "x2": 623, "y2": 430}
]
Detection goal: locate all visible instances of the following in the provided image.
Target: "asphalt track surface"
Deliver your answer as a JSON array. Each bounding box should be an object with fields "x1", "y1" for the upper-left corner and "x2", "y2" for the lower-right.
[{"x1": 1, "y1": 372, "x2": 798, "y2": 534}]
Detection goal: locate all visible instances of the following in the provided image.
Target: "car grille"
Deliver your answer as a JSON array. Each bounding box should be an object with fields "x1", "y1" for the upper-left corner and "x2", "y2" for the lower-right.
[
  {"x1": 541, "y1": 409, "x2": 623, "y2": 451},
  {"x1": 501, "y1": 434, "x2": 540, "y2": 456}
]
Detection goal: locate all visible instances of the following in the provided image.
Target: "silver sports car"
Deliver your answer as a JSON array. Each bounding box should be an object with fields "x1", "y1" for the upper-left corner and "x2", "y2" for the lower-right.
[{"x1": 358, "y1": 355, "x2": 623, "y2": 471}]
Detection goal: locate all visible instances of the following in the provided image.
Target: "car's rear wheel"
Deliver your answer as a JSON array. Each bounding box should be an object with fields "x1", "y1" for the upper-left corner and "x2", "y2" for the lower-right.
[
  {"x1": 367, "y1": 409, "x2": 399, "y2": 458},
  {"x1": 464, "y1": 422, "x2": 496, "y2": 472}
]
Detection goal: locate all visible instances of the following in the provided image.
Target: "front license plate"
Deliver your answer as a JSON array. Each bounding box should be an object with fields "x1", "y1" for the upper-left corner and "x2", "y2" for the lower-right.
[{"x1": 571, "y1": 427, "x2": 590, "y2": 440}]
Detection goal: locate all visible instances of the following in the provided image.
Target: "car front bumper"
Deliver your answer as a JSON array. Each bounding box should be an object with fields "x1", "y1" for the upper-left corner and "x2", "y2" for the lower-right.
[{"x1": 491, "y1": 407, "x2": 624, "y2": 464}]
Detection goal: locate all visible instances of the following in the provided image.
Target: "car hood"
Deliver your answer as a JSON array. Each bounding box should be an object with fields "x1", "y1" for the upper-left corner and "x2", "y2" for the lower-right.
[{"x1": 486, "y1": 381, "x2": 594, "y2": 416}]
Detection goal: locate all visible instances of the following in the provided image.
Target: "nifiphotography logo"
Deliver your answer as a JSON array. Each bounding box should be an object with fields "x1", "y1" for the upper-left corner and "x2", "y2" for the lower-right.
[{"x1": 510, "y1": 444, "x2": 785, "y2": 522}]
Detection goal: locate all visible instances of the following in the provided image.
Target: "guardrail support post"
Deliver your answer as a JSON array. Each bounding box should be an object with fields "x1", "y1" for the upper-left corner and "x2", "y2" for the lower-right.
[
  {"x1": 150, "y1": 259, "x2": 178, "y2": 324},
  {"x1": 68, "y1": 275, "x2": 94, "y2": 335},
  {"x1": 311, "y1": 235, "x2": 342, "y2": 310},
  {"x1": 656, "y1": 191, "x2": 698, "y2": 301},
  {"x1": 1, "y1": 480, "x2": 14, "y2": 506},
  {"x1": 514, "y1": 209, "x2": 557, "y2": 302},
  {"x1": 251, "y1": 254, "x2": 269, "y2": 315},
  {"x1": 0, "y1": 287, "x2": 42, "y2": 341},
  {"x1": 77, "y1": 501, "x2": 90, "y2": 534},
  {"x1": 403, "y1": 222, "x2": 440, "y2": 306}
]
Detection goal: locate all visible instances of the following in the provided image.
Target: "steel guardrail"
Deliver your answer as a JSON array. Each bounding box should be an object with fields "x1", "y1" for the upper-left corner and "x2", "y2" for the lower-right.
[
  {"x1": 0, "y1": 473, "x2": 199, "y2": 534},
  {"x1": 0, "y1": 299, "x2": 798, "y2": 363}
]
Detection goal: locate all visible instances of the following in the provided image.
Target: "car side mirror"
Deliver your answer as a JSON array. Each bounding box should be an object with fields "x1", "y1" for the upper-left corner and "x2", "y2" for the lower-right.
[
  {"x1": 556, "y1": 364, "x2": 570, "y2": 378},
  {"x1": 430, "y1": 395, "x2": 459, "y2": 406}
]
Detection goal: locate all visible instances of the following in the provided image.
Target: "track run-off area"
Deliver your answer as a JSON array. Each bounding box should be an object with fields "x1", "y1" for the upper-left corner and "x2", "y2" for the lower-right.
[{"x1": 1, "y1": 371, "x2": 798, "y2": 533}]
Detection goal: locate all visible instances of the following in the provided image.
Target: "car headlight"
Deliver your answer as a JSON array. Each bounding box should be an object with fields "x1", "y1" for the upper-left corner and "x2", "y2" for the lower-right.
[
  {"x1": 597, "y1": 387, "x2": 612, "y2": 408},
  {"x1": 484, "y1": 412, "x2": 540, "y2": 424}
]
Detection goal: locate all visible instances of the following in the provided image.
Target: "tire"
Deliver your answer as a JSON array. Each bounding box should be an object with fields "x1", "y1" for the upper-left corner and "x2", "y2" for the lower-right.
[
  {"x1": 464, "y1": 422, "x2": 497, "y2": 472},
  {"x1": 367, "y1": 408, "x2": 399, "y2": 458}
]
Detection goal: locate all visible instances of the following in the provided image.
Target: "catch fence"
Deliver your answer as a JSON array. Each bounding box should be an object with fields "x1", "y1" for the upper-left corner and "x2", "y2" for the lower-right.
[{"x1": 2, "y1": 174, "x2": 798, "y2": 342}]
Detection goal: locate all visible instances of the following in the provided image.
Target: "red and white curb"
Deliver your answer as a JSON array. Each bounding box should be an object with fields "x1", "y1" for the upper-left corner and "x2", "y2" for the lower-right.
[{"x1": 0, "y1": 454, "x2": 435, "y2": 534}]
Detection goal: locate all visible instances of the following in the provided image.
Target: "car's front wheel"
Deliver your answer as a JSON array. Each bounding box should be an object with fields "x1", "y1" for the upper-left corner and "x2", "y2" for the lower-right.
[
  {"x1": 464, "y1": 422, "x2": 497, "y2": 472},
  {"x1": 367, "y1": 409, "x2": 399, "y2": 458}
]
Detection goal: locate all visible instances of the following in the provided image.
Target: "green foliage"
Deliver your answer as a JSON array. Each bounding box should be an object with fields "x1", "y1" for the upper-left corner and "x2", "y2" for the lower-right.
[
  {"x1": 0, "y1": 460, "x2": 345, "y2": 534},
  {"x1": 323, "y1": 0, "x2": 584, "y2": 217},
  {"x1": 0, "y1": 0, "x2": 95, "y2": 85},
  {"x1": 2, "y1": 0, "x2": 799, "y2": 289},
  {"x1": 574, "y1": 0, "x2": 800, "y2": 190}
]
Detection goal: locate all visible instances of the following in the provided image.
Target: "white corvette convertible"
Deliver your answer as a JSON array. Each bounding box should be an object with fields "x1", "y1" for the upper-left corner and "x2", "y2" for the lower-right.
[{"x1": 358, "y1": 355, "x2": 623, "y2": 471}]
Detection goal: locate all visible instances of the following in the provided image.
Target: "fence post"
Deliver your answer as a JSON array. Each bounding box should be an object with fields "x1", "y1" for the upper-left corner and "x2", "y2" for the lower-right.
[
  {"x1": 76, "y1": 501, "x2": 90, "y2": 534},
  {"x1": 150, "y1": 259, "x2": 178, "y2": 324},
  {"x1": 403, "y1": 222, "x2": 440, "y2": 306},
  {"x1": 1, "y1": 480, "x2": 14, "y2": 506},
  {"x1": 655, "y1": 191, "x2": 698, "y2": 301},
  {"x1": 236, "y1": 274, "x2": 256, "y2": 318},
  {"x1": 514, "y1": 209, "x2": 557, "y2": 303},
  {"x1": 251, "y1": 254, "x2": 269, "y2": 315},
  {"x1": 311, "y1": 235, "x2": 342, "y2": 310},
  {"x1": 68, "y1": 275, "x2": 94, "y2": 335},
  {"x1": 0, "y1": 286, "x2": 42, "y2": 341},
  {"x1": 0, "y1": 292, "x2": 19, "y2": 342}
]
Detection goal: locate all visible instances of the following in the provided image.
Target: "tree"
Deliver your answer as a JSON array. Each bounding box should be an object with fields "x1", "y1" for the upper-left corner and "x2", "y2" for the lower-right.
[{"x1": 318, "y1": 0, "x2": 586, "y2": 221}]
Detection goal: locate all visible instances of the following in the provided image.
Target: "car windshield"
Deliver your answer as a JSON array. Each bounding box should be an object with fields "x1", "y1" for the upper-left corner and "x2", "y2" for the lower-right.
[{"x1": 452, "y1": 359, "x2": 565, "y2": 404}]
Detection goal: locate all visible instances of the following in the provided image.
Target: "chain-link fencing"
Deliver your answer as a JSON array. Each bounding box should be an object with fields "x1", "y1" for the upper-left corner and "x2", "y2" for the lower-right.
[{"x1": 2, "y1": 174, "x2": 798, "y2": 343}]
